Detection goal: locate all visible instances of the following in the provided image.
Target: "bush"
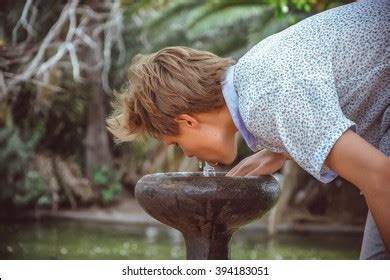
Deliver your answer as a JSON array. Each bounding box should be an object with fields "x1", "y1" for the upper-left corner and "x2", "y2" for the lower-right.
[
  {"x1": 0, "y1": 104, "x2": 44, "y2": 207},
  {"x1": 14, "y1": 170, "x2": 51, "y2": 207},
  {"x1": 92, "y1": 166, "x2": 123, "y2": 206}
]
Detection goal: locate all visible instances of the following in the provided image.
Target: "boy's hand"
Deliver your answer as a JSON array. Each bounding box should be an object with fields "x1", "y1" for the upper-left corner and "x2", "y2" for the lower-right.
[{"x1": 226, "y1": 149, "x2": 288, "y2": 177}]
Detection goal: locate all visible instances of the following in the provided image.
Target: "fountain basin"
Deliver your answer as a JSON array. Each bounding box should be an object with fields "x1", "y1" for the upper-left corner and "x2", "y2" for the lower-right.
[{"x1": 135, "y1": 172, "x2": 280, "y2": 259}]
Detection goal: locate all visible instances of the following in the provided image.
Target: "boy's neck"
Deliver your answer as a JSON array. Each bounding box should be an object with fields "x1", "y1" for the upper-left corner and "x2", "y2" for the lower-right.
[
  {"x1": 201, "y1": 104, "x2": 238, "y2": 136},
  {"x1": 220, "y1": 104, "x2": 238, "y2": 135}
]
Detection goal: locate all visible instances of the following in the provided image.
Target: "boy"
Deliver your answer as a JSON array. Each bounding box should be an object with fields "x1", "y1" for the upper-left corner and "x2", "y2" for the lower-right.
[{"x1": 107, "y1": 0, "x2": 389, "y2": 259}]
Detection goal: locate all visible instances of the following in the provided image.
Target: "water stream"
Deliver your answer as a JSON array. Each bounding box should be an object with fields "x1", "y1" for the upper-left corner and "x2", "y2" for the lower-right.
[{"x1": 200, "y1": 161, "x2": 216, "y2": 177}]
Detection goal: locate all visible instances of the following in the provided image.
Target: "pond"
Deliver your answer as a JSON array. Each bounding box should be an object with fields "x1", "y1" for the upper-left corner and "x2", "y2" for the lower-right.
[{"x1": 0, "y1": 220, "x2": 362, "y2": 260}]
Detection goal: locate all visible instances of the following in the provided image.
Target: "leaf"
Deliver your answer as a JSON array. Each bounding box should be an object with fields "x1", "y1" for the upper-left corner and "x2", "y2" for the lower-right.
[
  {"x1": 93, "y1": 170, "x2": 110, "y2": 186},
  {"x1": 37, "y1": 195, "x2": 51, "y2": 206},
  {"x1": 186, "y1": 1, "x2": 268, "y2": 30},
  {"x1": 145, "y1": 0, "x2": 202, "y2": 38},
  {"x1": 187, "y1": 5, "x2": 265, "y2": 40},
  {"x1": 101, "y1": 188, "x2": 115, "y2": 204}
]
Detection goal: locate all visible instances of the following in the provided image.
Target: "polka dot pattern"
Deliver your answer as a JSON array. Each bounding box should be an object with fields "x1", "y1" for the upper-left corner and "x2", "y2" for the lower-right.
[{"x1": 233, "y1": 0, "x2": 390, "y2": 183}]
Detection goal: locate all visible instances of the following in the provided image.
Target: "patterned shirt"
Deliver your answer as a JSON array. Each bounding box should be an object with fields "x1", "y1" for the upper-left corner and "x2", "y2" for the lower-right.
[{"x1": 221, "y1": 0, "x2": 389, "y2": 183}]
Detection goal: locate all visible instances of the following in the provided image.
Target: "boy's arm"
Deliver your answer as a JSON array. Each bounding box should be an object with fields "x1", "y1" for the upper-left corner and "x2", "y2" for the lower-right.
[{"x1": 325, "y1": 129, "x2": 390, "y2": 250}]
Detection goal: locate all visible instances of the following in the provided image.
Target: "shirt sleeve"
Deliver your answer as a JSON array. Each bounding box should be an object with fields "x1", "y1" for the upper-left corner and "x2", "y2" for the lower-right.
[{"x1": 247, "y1": 74, "x2": 356, "y2": 183}]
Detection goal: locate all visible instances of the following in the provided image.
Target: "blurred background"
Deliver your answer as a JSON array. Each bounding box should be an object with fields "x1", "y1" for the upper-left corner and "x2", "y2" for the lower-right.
[{"x1": 0, "y1": 0, "x2": 366, "y2": 260}]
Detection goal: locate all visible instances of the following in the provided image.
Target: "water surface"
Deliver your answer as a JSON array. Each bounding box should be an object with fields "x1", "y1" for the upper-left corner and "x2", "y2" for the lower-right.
[{"x1": 0, "y1": 221, "x2": 362, "y2": 260}]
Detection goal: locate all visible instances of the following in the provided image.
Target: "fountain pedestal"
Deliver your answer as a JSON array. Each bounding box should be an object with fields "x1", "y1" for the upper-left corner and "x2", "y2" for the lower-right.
[{"x1": 135, "y1": 172, "x2": 280, "y2": 259}]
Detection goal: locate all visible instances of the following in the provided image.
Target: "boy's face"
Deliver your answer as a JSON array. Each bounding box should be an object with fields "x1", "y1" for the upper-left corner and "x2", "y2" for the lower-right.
[{"x1": 161, "y1": 107, "x2": 238, "y2": 166}]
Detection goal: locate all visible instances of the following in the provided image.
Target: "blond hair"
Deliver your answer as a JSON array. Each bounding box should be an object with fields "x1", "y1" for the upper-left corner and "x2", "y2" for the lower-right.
[{"x1": 106, "y1": 46, "x2": 234, "y2": 142}]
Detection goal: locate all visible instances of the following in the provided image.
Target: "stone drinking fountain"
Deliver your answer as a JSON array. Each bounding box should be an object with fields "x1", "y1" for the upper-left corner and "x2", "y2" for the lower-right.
[{"x1": 135, "y1": 172, "x2": 280, "y2": 259}]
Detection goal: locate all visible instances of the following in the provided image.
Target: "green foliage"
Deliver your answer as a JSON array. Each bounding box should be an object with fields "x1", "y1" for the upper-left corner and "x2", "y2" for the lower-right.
[
  {"x1": 139, "y1": 0, "x2": 347, "y2": 57},
  {"x1": 14, "y1": 170, "x2": 51, "y2": 207},
  {"x1": 92, "y1": 166, "x2": 123, "y2": 206},
  {"x1": 0, "y1": 104, "x2": 45, "y2": 205},
  {"x1": 268, "y1": 0, "x2": 314, "y2": 17},
  {"x1": 141, "y1": 0, "x2": 323, "y2": 58},
  {"x1": 187, "y1": 5, "x2": 265, "y2": 40}
]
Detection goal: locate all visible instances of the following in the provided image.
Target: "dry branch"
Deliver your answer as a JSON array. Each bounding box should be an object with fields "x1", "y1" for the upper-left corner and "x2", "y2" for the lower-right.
[{"x1": 2, "y1": 0, "x2": 125, "y2": 97}]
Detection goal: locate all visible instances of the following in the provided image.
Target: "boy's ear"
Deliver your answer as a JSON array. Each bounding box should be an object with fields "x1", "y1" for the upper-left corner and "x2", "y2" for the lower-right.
[{"x1": 174, "y1": 114, "x2": 199, "y2": 128}]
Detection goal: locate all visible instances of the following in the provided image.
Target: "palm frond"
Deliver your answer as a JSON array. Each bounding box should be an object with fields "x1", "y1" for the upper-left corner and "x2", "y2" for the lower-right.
[
  {"x1": 187, "y1": 5, "x2": 265, "y2": 40},
  {"x1": 247, "y1": 11, "x2": 290, "y2": 47},
  {"x1": 186, "y1": 0, "x2": 269, "y2": 29},
  {"x1": 145, "y1": 0, "x2": 204, "y2": 39},
  {"x1": 193, "y1": 23, "x2": 249, "y2": 57}
]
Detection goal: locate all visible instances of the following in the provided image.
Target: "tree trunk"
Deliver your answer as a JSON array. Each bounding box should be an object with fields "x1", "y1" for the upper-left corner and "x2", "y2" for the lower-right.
[
  {"x1": 84, "y1": 1, "x2": 112, "y2": 180},
  {"x1": 85, "y1": 83, "x2": 112, "y2": 179}
]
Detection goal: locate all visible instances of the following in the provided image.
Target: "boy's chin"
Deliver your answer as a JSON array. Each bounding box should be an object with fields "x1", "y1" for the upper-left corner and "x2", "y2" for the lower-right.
[
  {"x1": 206, "y1": 150, "x2": 236, "y2": 166},
  {"x1": 225, "y1": 159, "x2": 235, "y2": 166},
  {"x1": 223, "y1": 153, "x2": 237, "y2": 166}
]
